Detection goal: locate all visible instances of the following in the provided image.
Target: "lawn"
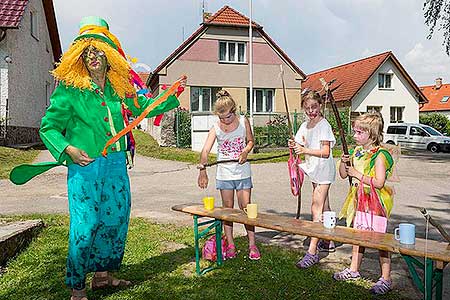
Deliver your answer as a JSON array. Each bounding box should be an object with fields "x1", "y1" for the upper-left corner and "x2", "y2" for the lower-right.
[
  {"x1": 0, "y1": 215, "x2": 410, "y2": 300},
  {"x1": 0, "y1": 146, "x2": 40, "y2": 179}
]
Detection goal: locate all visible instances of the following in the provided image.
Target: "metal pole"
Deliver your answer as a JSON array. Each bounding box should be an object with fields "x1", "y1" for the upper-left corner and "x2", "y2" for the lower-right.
[{"x1": 249, "y1": 0, "x2": 254, "y2": 129}]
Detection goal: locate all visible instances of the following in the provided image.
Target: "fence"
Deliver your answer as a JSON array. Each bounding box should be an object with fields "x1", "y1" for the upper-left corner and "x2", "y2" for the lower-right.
[{"x1": 174, "y1": 107, "x2": 353, "y2": 150}]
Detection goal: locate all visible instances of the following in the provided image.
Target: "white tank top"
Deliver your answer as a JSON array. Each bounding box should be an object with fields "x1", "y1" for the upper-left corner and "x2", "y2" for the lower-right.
[{"x1": 214, "y1": 115, "x2": 252, "y2": 180}]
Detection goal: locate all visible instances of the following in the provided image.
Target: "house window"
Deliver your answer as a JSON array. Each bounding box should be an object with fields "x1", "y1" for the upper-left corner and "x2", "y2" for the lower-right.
[
  {"x1": 246, "y1": 88, "x2": 274, "y2": 113},
  {"x1": 219, "y1": 41, "x2": 246, "y2": 63},
  {"x1": 441, "y1": 96, "x2": 449, "y2": 103},
  {"x1": 390, "y1": 106, "x2": 404, "y2": 123},
  {"x1": 31, "y1": 11, "x2": 39, "y2": 40},
  {"x1": 45, "y1": 81, "x2": 52, "y2": 107},
  {"x1": 190, "y1": 87, "x2": 221, "y2": 112},
  {"x1": 378, "y1": 73, "x2": 393, "y2": 89},
  {"x1": 367, "y1": 106, "x2": 382, "y2": 113}
]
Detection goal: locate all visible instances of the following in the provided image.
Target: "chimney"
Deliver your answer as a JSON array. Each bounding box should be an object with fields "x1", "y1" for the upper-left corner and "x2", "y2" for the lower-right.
[{"x1": 435, "y1": 77, "x2": 443, "y2": 89}]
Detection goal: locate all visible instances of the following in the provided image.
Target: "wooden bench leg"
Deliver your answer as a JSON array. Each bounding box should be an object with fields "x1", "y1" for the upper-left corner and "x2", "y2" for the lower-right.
[
  {"x1": 193, "y1": 215, "x2": 223, "y2": 275},
  {"x1": 402, "y1": 255, "x2": 447, "y2": 300}
]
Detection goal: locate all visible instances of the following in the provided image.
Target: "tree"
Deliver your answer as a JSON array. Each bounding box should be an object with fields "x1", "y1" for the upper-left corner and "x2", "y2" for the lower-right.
[
  {"x1": 419, "y1": 112, "x2": 450, "y2": 135},
  {"x1": 424, "y1": 0, "x2": 450, "y2": 55}
]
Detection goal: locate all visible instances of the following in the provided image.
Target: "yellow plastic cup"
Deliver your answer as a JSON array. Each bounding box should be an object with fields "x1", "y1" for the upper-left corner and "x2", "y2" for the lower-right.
[
  {"x1": 203, "y1": 196, "x2": 215, "y2": 210},
  {"x1": 244, "y1": 203, "x2": 258, "y2": 218}
]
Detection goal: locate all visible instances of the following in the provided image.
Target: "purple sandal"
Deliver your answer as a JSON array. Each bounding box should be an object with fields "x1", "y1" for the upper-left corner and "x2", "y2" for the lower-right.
[
  {"x1": 295, "y1": 252, "x2": 319, "y2": 269},
  {"x1": 333, "y1": 268, "x2": 361, "y2": 281},
  {"x1": 369, "y1": 277, "x2": 392, "y2": 295}
]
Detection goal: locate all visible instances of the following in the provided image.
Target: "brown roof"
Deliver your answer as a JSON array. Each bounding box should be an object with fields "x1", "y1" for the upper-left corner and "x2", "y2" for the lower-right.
[
  {"x1": 205, "y1": 5, "x2": 261, "y2": 28},
  {"x1": 0, "y1": 0, "x2": 61, "y2": 62},
  {"x1": 302, "y1": 51, "x2": 427, "y2": 104},
  {"x1": 0, "y1": 0, "x2": 28, "y2": 28},
  {"x1": 420, "y1": 83, "x2": 450, "y2": 112},
  {"x1": 148, "y1": 5, "x2": 305, "y2": 88}
]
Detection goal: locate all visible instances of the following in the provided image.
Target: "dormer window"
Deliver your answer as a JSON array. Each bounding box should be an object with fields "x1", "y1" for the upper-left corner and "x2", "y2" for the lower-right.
[
  {"x1": 219, "y1": 41, "x2": 246, "y2": 63},
  {"x1": 441, "y1": 96, "x2": 449, "y2": 103},
  {"x1": 378, "y1": 73, "x2": 393, "y2": 89}
]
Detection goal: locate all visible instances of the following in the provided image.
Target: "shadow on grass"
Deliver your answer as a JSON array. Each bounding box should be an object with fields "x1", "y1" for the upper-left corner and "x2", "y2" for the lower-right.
[{"x1": 0, "y1": 216, "x2": 414, "y2": 300}]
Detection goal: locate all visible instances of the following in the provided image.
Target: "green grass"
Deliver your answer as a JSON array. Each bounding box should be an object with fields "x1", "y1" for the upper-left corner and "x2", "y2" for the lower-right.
[
  {"x1": 0, "y1": 146, "x2": 40, "y2": 179},
  {"x1": 133, "y1": 130, "x2": 342, "y2": 165},
  {"x1": 0, "y1": 215, "x2": 411, "y2": 300}
]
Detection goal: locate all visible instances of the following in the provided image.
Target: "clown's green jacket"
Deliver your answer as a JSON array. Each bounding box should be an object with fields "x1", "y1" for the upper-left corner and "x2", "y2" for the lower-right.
[
  {"x1": 41, "y1": 80, "x2": 179, "y2": 164},
  {"x1": 9, "y1": 80, "x2": 179, "y2": 185}
]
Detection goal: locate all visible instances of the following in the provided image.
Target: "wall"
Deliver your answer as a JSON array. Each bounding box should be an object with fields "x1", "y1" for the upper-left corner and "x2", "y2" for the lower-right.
[
  {"x1": 352, "y1": 58, "x2": 420, "y2": 131},
  {"x1": 6, "y1": 0, "x2": 55, "y2": 144}
]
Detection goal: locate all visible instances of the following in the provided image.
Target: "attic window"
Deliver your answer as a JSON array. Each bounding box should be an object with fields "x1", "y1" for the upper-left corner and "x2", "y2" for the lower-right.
[
  {"x1": 31, "y1": 11, "x2": 39, "y2": 40},
  {"x1": 378, "y1": 73, "x2": 393, "y2": 89},
  {"x1": 441, "y1": 96, "x2": 449, "y2": 103},
  {"x1": 219, "y1": 41, "x2": 246, "y2": 63}
]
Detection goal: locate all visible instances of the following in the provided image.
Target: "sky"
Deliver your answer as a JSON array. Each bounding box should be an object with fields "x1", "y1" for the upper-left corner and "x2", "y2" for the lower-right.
[{"x1": 52, "y1": 0, "x2": 450, "y2": 86}]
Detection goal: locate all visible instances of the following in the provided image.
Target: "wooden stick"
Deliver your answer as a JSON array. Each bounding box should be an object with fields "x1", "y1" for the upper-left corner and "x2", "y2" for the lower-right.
[
  {"x1": 420, "y1": 208, "x2": 450, "y2": 245},
  {"x1": 279, "y1": 65, "x2": 294, "y2": 138},
  {"x1": 202, "y1": 153, "x2": 290, "y2": 168},
  {"x1": 320, "y1": 79, "x2": 351, "y2": 185}
]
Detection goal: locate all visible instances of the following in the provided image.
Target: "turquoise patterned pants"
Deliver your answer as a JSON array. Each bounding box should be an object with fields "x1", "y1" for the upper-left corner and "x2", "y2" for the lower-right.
[{"x1": 66, "y1": 152, "x2": 131, "y2": 290}]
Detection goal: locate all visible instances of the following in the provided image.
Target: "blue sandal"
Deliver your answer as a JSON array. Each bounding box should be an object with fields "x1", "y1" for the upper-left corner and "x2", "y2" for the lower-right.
[{"x1": 295, "y1": 252, "x2": 319, "y2": 269}]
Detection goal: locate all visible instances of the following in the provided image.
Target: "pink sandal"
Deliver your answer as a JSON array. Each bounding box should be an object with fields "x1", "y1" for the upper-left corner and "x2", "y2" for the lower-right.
[
  {"x1": 249, "y1": 245, "x2": 261, "y2": 260},
  {"x1": 225, "y1": 244, "x2": 237, "y2": 260}
]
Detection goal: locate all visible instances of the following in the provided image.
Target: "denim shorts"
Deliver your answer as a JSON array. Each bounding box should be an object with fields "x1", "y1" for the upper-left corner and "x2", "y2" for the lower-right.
[{"x1": 216, "y1": 177, "x2": 253, "y2": 190}]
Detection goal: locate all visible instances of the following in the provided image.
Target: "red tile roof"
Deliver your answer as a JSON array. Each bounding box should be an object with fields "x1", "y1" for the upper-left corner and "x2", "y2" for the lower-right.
[
  {"x1": 148, "y1": 5, "x2": 305, "y2": 89},
  {"x1": 205, "y1": 5, "x2": 260, "y2": 28},
  {"x1": 420, "y1": 83, "x2": 450, "y2": 112},
  {"x1": 302, "y1": 51, "x2": 427, "y2": 104},
  {"x1": 137, "y1": 72, "x2": 149, "y2": 84},
  {"x1": 0, "y1": 0, "x2": 28, "y2": 28}
]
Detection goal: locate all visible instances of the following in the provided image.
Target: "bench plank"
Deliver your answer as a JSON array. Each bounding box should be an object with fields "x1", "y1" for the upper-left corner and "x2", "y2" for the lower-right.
[{"x1": 172, "y1": 204, "x2": 450, "y2": 263}]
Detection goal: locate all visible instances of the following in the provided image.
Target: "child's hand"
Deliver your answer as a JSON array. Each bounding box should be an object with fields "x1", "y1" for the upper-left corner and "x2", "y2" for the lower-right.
[
  {"x1": 345, "y1": 165, "x2": 360, "y2": 179},
  {"x1": 238, "y1": 150, "x2": 248, "y2": 164},
  {"x1": 198, "y1": 171, "x2": 208, "y2": 189},
  {"x1": 288, "y1": 139, "x2": 296, "y2": 148},
  {"x1": 341, "y1": 154, "x2": 350, "y2": 164}
]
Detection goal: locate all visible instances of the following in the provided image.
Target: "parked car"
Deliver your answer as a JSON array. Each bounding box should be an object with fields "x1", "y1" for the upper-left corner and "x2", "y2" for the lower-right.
[{"x1": 384, "y1": 123, "x2": 450, "y2": 153}]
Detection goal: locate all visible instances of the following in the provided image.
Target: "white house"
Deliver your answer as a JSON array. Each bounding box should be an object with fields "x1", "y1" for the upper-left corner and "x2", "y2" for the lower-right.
[
  {"x1": 302, "y1": 51, "x2": 427, "y2": 131},
  {"x1": 0, "y1": 0, "x2": 61, "y2": 146}
]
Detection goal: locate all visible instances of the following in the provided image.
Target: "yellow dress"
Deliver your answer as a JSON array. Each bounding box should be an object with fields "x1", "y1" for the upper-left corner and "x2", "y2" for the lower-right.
[{"x1": 339, "y1": 146, "x2": 394, "y2": 227}]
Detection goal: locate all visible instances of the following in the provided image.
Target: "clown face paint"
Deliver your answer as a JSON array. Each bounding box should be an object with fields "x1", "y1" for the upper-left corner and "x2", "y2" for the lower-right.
[
  {"x1": 82, "y1": 45, "x2": 107, "y2": 75},
  {"x1": 352, "y1": 126, "x2": 371, "y2": 146},
  {"x1": 302, "y1": 99, "x2": 321, "y2": 120}
]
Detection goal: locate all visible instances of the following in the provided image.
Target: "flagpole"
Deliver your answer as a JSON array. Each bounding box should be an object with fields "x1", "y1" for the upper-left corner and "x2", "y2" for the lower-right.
[{"x1": 249, "y1": 0, "x2": 254, "y2": 129}]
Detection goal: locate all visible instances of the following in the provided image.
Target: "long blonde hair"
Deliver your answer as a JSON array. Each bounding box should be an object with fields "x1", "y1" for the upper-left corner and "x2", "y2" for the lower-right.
[
  {"x1": 51, "y1": 38, "x2": 134, "y2": 99},
  {"x1": 353, "y1": 112, "x2": 384, "y2": 146},
  {"x1": 214, "y1": 89, "x2": 237, "y2": 115}
]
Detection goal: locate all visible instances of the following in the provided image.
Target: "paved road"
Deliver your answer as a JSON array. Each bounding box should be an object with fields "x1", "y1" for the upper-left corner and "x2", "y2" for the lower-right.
[{"x1": 1, "y1": 150, "x2": 449, "y2": 298}]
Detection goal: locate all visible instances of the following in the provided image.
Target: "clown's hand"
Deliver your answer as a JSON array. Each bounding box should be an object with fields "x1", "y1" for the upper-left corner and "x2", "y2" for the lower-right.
[{"x1": 65, "y1": 145, "x2": 94, "y2": 166}]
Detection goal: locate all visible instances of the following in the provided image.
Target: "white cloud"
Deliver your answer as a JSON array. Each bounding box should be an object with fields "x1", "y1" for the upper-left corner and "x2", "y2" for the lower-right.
[{"x1": 403, "y1": 42, "x2": 450, "y2": 85}]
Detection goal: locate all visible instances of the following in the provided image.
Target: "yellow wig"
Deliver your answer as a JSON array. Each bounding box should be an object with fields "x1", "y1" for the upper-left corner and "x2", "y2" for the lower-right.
[{"x1": 52, "y1": 38, "x2": 135, "y2": 99}]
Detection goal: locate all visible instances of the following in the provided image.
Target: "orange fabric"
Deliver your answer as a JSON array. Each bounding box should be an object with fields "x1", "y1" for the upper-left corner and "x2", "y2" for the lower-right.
[{"x1": 101, "y1": 79, "x2": 182, "y2": 156}]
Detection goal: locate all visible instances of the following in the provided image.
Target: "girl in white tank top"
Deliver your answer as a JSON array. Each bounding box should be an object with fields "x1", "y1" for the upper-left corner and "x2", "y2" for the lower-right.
[{"x1": 197, "y1": 89, "x2": 261, "y2": 261}]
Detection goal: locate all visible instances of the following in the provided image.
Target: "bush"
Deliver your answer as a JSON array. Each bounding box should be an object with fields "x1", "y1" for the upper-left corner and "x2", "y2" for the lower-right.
[
  {"x1": 324, "y1": 107, "x2": 353, "y2": 146},
  {"x1": 419, "y1": 113, "x2": 450, "y2": 135},
  {"x1": 175, "y1": 108, "x2": 191, "y2": 148}
]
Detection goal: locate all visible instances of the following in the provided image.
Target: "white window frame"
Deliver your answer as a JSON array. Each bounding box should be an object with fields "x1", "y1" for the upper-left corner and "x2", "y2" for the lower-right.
[
  {"x1": 367, "y1": 106, "x2": 382, "y2": 113},
  {"x1": 219, "y1": 41, "x2": 246, "y2": 63},
  {"x1": 30, "y1": 11, "x2": 39, "y2": 40},
  {"x1": 190, "y1": 87, "x2": 221, "y2": 112},
  {"x1": 378, "y1": 73, "x2": 393, "y2": 89},
  {"x1": 390, "y1": 106, "x2": 404, "y2": 123},
  {"x1": 247, "y1": 88, "x2": 275, "y2": 113}
]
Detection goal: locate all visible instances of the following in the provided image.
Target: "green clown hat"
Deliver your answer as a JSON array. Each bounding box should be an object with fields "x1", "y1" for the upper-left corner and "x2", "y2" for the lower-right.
[{"x1": 74, "y1": 16, "x2": 119, "y2": 51}]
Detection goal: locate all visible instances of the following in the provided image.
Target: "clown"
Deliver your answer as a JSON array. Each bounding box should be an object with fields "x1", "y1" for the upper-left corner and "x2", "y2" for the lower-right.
[{"x1": 11, "y1": 16, "x2": 186, "y2": 300}]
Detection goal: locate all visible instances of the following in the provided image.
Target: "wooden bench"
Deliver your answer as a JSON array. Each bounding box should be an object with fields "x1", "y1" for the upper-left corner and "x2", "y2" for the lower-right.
[{"x1": 172, "y1": 204, "x2": 450, "y2": 300}]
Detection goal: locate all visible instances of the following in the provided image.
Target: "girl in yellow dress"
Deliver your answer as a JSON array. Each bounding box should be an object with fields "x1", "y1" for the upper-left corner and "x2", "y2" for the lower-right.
[{"x1": 333, "y1": 112, "x2": 394, "y2": 295}]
